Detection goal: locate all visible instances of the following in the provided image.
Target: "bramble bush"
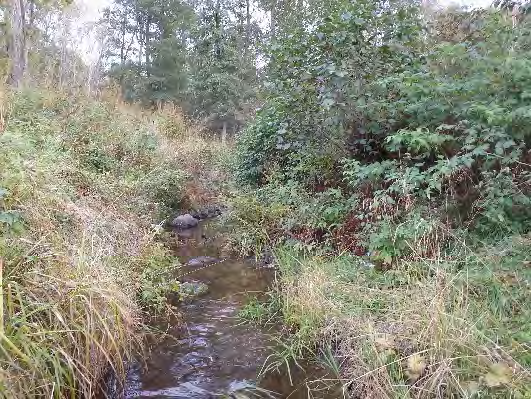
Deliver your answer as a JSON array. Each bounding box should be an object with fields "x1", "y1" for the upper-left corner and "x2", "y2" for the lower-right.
[
  {"x1": 231, "y1": 5, "x2": 531, "y2": 396},
  {"x1": 235, "y1": 3, "x2": 531, "y2": 254}
]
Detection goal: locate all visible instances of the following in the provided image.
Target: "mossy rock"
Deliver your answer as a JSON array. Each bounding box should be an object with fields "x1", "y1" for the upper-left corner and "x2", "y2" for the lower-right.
[{"x1": 180, "y1": 281, "x2": 209, "y2": 298}]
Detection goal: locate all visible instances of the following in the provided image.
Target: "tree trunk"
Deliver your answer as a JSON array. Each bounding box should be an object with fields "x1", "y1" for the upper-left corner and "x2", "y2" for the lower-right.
[
  {"x1": 136, "y1": 10, "x2": 144, "y2": 72},
  {"x1": 25, "y1": 0, "x2": 34, "y2": 75},
  {"x1": 246, "y1": 0, "x2": 251, "y2": 52},
  {"x1": 59, "y1": 37, "x2": 66, "y2": 88},
  {"x1": 8, "y1": 0, "x2": 27, "y2": 88},
  {"x1": 214, "y1": 0, "x2": 221, "y2": 58},
  {"x1": 145, "y1": 14, "x2": 151, "y2": 76},
  {"x1": 221, "y1": 121, "x2": 227, "y2": 145},
  {"x1": 270, "y1": 1, "x2": 277, "y2": 40},
  {"x1": 120, "y1": 17, "x2": 126, "y2": 64}
]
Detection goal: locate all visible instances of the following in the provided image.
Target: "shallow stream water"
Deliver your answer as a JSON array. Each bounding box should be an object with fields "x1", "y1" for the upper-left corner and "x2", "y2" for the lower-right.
[{"x1": 124, "y1": 220, "x2": 343, "y2": 399}]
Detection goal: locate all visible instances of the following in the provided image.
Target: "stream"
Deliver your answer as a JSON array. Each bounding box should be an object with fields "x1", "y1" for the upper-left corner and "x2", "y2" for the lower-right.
[{"x1": 123, "y1": 219, "x2": 344, "y2": 399}]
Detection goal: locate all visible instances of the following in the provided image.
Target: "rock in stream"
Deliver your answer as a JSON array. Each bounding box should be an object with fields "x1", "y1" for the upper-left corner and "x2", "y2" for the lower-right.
[
  {"x1": 186, "y1": 256, "x2": 220, "y2": 268},
  {"x1": 170, "y1": 214, "x2": 199, "y2": 229},
  {"x1": 190, "y1": 205, "x2": 224, "y2": 220},
  {"x1": 180, "y1": 281, "x2": 209, "y2": 298}
]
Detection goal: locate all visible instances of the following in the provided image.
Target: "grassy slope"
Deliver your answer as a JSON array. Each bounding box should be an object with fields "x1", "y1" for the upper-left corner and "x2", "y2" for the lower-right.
[
  {"x1": 229, "y1": 187, "x2": 531, "y2": 398},
  {"x1": 0, "y1": 88, "x2": 225, "y2": 397},
  {"x1": 271, "y1": 238, "x2": 531, "y2": 398}
]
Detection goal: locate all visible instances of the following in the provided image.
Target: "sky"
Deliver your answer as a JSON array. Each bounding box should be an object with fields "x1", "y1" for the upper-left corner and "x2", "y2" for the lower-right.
[
  {"x1": 78, "y1": 0, "x2": 111, "y2": 22},
  {"x1": 71, "y1": 0, "x2": 111, "y2": 63},
  {"x1": 79, "y1": 0, "x2": 494, "y2": 23},
  {"x1": 441, "y1": 0, "x2": 492, "y2": 7}
]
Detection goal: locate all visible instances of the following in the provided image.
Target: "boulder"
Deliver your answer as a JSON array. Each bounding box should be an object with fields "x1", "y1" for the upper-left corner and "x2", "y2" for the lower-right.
[
  {"x1": 199, "y1": 209, "x2": 210, "y2": 219},
  {"x1": 170, "y1": 214, "x2": 199, "y2": 229},
  {"x1": 186, "y1": 256, "x2": 219, "y2": 267},
  {"x1": 189, "y1": 205, "x2": 224, "y2": 220},
  {"x1": 190, "y1": 210, "x2": 201, "y2": 219}
]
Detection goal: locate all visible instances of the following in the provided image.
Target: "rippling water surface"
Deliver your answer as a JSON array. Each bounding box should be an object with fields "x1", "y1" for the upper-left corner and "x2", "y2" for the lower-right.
[{"x1": 124, "y1": 221, "x2": 344, "y2": 399}]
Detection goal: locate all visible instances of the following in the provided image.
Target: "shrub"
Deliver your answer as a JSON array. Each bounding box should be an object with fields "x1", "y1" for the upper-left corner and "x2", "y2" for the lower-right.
[
  {"x1": 230, "y1": 6, "x2": 531, "y2": 398},
  {"x1": 224, "y1": 193, "x2": 289, "y2": 256},
  {"x1": 235, "y1": 0, "x2": 422, "y2": 186},
  {"x1": 235, "y1": 5, "x2": 531, "y2": 251}
]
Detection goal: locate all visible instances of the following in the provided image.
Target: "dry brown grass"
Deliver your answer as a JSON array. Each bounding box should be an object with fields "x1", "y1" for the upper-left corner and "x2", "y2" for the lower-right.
[
  {"x1": 275, "y1": 238, "x2": 531, "y2": 399},
  {"x1": 152, "y1": 107, "x2": 230, "y2": 207},
  {"x1": 0, "y1": 87, "x2": 228, "y2": 397},
  {"x1": 0, "y1": 157, "x2": 146, "y2": 397}
]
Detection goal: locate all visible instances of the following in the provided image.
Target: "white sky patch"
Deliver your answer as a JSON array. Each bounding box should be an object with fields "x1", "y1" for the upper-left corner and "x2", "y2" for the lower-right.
[
  {"x1": 440, "y1": 0, "x2": 493, "y2": 7},
  {"x1": 79, "y1": 0, "x2": 112, "y2": 22},
  {"x1": 78, "y1": 0, "x2": 495, "y2": 23},
  {"x1": 71, "y1": 0, "x2": 112, "y2": 64}
]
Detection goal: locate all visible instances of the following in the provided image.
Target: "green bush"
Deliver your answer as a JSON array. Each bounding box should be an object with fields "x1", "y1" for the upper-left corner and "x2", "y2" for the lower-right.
[
  {"x1": 234, "y1": 5, "x2": 531, "y2": 251},
  {"x1": 235, "y1": 0, "x2": 421, "y2": 185},
  {"x1": 228, "y1": 4, "x2": 531, "y2": 398},
  {"x1": 224, "y1": 192, "x2": 289, "y2": 256},
  {"x1": 235, "y1": 102, "x2": 288, "y2": 185},
  {"x1": 133, "y1": 243, "x2": 181, "y2": 310}
]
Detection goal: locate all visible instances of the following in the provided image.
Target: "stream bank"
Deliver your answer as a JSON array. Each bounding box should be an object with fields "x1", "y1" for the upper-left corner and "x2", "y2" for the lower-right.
[{"x1": 124, "y1": 219, "x2": 344, "y2": 399}]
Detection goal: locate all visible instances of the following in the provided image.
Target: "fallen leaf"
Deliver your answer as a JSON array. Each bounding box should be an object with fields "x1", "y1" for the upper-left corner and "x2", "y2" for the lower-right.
[{"x1": 484, "y1": 363, "x2": 512, "y2": 387}]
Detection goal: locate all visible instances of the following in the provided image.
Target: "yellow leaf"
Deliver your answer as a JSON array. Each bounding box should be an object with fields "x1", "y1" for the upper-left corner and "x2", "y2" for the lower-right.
[
  {"x1": 406, "y1": 354, "x2": 426, "y2": 381},
  {"x1": 484, "y1": 363, "x2": 512, "y2": 387}
]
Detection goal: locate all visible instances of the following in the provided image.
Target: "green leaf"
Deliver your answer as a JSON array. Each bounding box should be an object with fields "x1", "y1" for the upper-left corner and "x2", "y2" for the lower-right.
[{"x1": 0, "y1": 211, "x2": 21, "y2": 226}]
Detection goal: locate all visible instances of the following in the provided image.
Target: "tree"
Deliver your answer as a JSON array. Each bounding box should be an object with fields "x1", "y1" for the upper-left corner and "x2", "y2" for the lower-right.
[
  {"x1": 3, "y1": 0, "x2": 75, "y2": 88},
  {"x1": 103, "y1": 0, "x2": 195, "y2": 104},
  {"x1": 8, "y1": 0, "x2": 26, "y2": 87},
  {"x1": 102, "y1": 0, "x2": 262, "y2": 132},
  {"x1": 236, "y1": 0, "x2": 423, "y2": 184},
  {"x1": 187, "y1": 0, "x2": 259, "y2": 134}
]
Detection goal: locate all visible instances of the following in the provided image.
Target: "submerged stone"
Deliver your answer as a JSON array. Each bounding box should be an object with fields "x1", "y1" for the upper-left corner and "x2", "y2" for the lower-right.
[
  {"x1": 180, "y1": 281, "x2": 209, "y2": 298},
  {"x1": 186, "y1": 256, "x2": 219, "y2": 267},
  {"x1": 170, "y1": 214, "x2": 199, "y2": 229}
]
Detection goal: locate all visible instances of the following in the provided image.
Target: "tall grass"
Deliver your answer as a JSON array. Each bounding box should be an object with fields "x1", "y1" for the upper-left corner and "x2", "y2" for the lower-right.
[
  {"x1": 0, "y1": 87, "x2": 226, "y2": 397},
  {"x1": 253, "y1": 228, "x2": 530, "y2": 399}
]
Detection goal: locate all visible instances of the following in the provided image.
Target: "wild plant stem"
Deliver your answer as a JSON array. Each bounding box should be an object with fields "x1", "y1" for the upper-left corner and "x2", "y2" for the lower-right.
[{"x1": 0, "y1": 258, "x2": 3, "y2": 335}]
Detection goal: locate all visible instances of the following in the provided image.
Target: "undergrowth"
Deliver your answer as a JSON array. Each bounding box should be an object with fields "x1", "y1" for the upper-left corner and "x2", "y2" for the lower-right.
[
  {"x1": 228, "y1": 4, "x2": 531, "y2": 398},
  {"x1": 0, "y1": 87, "x2": 226, "y2": 397},
  {"x1": 268, "y1": 238, "x2": 531, "y2": 398},
  {"x1": 236, "y1": 238, "x2": 530, "y2": 398}
]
